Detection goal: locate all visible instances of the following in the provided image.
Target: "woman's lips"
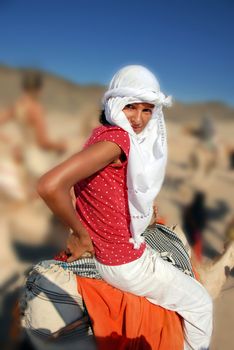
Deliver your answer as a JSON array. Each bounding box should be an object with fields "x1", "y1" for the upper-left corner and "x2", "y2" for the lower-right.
[{"x1": 132, "y1": 125, "x2": 142, "y2": 132}]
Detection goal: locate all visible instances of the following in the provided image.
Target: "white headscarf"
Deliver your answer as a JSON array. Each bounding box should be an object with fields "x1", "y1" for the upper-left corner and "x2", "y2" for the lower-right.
[{"x1": 102, "y1": 65, "x2": 172, "y2": 248}]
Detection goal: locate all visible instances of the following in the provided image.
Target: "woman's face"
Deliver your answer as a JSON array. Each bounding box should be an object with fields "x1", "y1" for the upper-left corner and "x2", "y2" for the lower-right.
[{"x1": 122, "y1": 103, "x2": 155, "y2": 134}]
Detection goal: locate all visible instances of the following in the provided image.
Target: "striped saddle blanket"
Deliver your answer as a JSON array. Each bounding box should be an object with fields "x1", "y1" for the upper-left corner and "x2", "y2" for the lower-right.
[
  {"x1": 21, "y1": 224, "x2": 193, "y2": 350},
  {"x1": 58, "y1": 223, "x2": 194, "y2": 278}
]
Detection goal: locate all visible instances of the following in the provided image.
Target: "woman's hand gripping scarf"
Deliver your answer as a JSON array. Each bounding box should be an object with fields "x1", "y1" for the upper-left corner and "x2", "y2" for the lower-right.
[{"x1": 103, "y1": 65, "x2": 172, "y2": 248}]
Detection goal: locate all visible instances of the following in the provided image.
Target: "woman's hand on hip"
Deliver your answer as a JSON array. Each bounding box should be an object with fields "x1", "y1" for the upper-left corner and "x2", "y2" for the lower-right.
[{"x1": 66, "y1": 233, "x2": 94, "y2": 262}]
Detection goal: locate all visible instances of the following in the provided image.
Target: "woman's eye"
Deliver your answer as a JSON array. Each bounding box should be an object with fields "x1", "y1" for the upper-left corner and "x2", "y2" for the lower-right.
[
  {"x1": 125, "y1": 104, "x2": 135, "y2": 109},
  {"x1": 143, "y1": 109, "x2": 153, "y2": 113}
]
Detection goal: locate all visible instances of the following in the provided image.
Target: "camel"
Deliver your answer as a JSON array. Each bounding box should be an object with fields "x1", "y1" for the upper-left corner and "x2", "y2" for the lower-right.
[
  {"x1": 17, "y1": 220, "x2": 234, "y2": 350},
  {"x1": 172, "y1": 224, "x2": 234, "y2": 299}
]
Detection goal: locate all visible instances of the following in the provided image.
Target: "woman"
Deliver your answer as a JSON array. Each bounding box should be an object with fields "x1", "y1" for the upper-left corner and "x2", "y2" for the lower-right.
[{"x1": 38, "y1": 65, "x2": 212, "y2": 350}]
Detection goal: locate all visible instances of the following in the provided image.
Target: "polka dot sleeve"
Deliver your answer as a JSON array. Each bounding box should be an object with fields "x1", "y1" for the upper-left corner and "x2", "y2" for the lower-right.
[{"x1": 88, "y1": 125, "x2": 130, "y2": 159}]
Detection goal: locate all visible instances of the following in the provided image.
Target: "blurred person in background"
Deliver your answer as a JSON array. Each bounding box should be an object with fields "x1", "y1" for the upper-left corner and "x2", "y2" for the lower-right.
[
  {"x1": 0, "y1": 70, "x2": 66, "y2": 201},
  {"x1": 182, "y1": 190, "x2": 207, "y2": 263}
]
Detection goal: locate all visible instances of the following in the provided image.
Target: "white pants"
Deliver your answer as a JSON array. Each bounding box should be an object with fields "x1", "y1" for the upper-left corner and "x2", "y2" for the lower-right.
[{"x1": 95, "y1": 247, "x2": 213, "y2": 350}]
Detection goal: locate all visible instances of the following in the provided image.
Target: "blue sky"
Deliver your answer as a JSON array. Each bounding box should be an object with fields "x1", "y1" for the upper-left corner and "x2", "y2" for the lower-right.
[{"x1": 0, "y1": 0, "x2": 233, "y2": 105}]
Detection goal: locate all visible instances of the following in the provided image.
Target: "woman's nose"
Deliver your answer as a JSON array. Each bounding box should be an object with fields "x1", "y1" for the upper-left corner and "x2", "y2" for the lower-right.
[{"x1": 132, "y1": 110, "x2": 142, "y2": 124}]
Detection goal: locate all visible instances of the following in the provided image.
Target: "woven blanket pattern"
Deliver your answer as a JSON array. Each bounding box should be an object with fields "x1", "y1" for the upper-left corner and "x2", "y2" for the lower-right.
[
  {"x1": 57, "y1": 224, "x2": 194, "y2": 278},
  {"x1": 143, "y1": 224, "x2": 194, "y2": 277}
]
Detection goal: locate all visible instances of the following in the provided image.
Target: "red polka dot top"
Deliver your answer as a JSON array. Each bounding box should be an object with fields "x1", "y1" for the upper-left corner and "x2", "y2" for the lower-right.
[{"x1": 74, "y1": 125, "x2": 146, "y2": 266}]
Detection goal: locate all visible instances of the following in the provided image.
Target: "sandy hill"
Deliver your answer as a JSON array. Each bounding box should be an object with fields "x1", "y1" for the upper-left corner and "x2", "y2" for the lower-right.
[
  {"x1": 0, "y1": 65, "x2": 233, "y2": 122},
  {"x1": 0, "y1": 65, "x2": 104, "y2": 114}
]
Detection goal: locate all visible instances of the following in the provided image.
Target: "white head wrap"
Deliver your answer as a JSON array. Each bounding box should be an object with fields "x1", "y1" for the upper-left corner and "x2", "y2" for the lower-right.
[{"x1": 102, "y1": 65, "x2": 172, "y2": 248}]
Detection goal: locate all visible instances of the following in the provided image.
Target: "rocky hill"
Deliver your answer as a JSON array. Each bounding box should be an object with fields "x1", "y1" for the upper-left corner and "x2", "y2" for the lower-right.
[{"x1": 0, "y1": 65, "x2": 233, "y2": 122}]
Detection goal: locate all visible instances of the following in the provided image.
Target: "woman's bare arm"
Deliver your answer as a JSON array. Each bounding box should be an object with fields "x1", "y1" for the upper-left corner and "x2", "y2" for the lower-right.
[{"x1": 37, "y1": 140, "x2": 122, "y2": 260}]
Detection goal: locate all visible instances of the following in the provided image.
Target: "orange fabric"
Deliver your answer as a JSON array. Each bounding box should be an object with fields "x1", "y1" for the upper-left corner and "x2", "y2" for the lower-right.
[
  {"x1": 77, "y1": 276, "x2": 184, "y2": 350},
  {"x1": 193, "y1": 237, "x2": 202, "y2": 263},
  {"x1": 156, "y1": 216, "x2": 167, "y2": 225}
]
